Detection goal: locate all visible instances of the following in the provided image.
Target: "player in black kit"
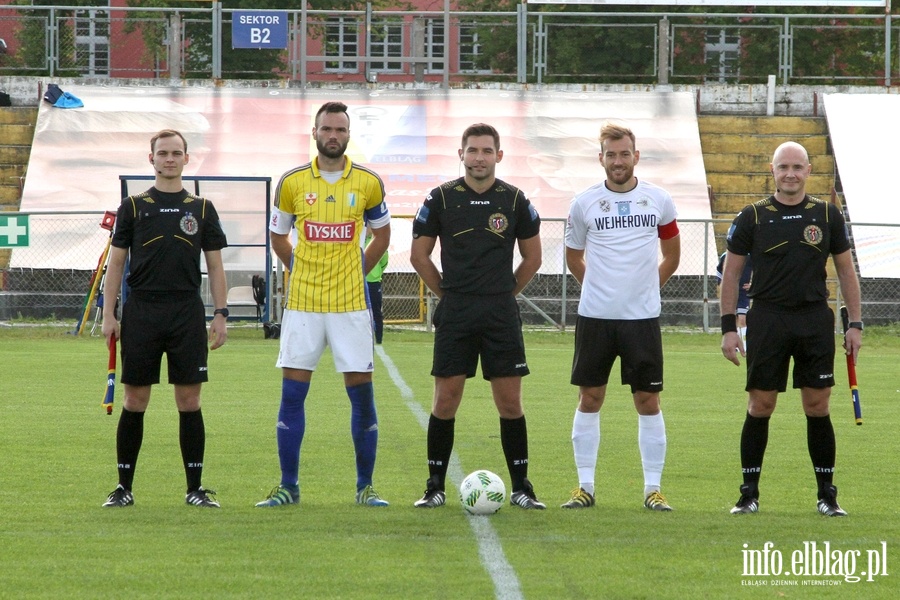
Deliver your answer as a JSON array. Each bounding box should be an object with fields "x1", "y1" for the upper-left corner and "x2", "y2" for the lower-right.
[
  {"x1": 101, "y1": 129, "x2": 229, "y2": 508},
  {"x1": 410, "y1": 123, "x2": 545, "y2": 509},
  {"x1": 720, "y1": 141, "x2": 862, "y2": 517}
]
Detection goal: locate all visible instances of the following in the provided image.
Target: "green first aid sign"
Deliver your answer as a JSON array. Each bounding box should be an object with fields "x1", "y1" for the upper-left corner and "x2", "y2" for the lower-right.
[{"x1": 0, "y1": 214, "x2": 29, "y2": 247}]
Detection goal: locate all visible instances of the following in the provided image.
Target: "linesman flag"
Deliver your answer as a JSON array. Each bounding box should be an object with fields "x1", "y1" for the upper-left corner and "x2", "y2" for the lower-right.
[
  {"x1": 103, "y1": 337, "x2": 116, "y2": 415},
  {"x1": 840, "y1": 306, "x2": 862, "y2": 425}
]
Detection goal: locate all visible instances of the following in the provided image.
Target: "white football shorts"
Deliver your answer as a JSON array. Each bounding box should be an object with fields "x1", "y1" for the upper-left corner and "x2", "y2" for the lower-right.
[{"x1": 276, "y1": 309, "x2": 375, "y2": 373}]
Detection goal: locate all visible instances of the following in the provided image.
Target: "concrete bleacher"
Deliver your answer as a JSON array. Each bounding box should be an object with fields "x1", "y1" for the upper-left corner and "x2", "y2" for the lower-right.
[
  {"x1": 0, "y1": 106, "x2": 36, "y2": 273},
  {"x1": 698, "y1": 104, "x2": 900, "y2": 323},
  {"x1": 0, "y1": 107, "x2": 35, "y2": 210},
  {"x1": 700, "y1": 115, "x2": 834, "y2": 223}
]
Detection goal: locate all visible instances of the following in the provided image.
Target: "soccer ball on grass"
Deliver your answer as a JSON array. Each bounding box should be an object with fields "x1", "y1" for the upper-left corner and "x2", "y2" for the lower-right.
[{"x1": 459, "y1": 470, "x2": 506, "y2": 515}]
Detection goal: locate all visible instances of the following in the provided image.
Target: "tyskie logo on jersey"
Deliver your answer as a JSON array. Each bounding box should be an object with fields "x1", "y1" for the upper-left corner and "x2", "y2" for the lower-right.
[{"x1": 305, "y1": 220, "x2": 355, "y2": 242}]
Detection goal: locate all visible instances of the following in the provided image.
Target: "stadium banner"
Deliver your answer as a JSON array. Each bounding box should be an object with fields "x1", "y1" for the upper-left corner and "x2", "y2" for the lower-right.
[
  {"x1": 17, "y1": 86, "x2": 714, "y2": 275},
  {"x1": 526, "y1": 1, "x2": 887, "y2": 7},
  {"x1": 823, "y1": 94, "x2": 900, "y2": 279}
]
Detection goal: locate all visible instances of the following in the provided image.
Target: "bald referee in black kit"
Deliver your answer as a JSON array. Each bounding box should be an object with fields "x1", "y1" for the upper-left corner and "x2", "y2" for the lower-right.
[
  {"x1": 721, "y1": 141, "x2": 862, "y2": 517},
  {"x1": 101, "y1": 129, "x2": 228, "y2": 509}
]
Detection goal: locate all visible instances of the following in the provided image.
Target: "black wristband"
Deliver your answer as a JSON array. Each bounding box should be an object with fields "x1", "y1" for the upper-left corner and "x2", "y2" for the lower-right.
[{"x1": 721, "y1": 314, "x2": 738, "y2": 334}]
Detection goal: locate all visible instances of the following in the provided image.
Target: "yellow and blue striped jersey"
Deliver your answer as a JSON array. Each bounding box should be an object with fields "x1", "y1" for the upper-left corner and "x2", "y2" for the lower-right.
[{"x1": 271, "y1": 157, "x2": 390, "y2": 313}]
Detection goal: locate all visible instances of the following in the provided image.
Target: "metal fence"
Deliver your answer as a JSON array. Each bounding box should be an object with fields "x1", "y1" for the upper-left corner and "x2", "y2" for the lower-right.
[
  {"x1": 0, "y1": 5, "x2": 897, "y2": 85},
  {"x1": 2, "y1": 212, "x2": 897, "y2": 332}
]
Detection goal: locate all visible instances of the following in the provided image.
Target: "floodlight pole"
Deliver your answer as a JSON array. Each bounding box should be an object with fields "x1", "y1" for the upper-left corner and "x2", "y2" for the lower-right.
[
  {"x1": 212, "y1": 0, "x2": 222, "y2": 79},
  {"x1": 658, "y1": 17, "x2": 669, "y2": 85},
  {"x1": 168, "y1": 12, "x2": 182, "y2": 82},
  {"x1": 443, "y1": 0, "x2": 450, "y2": 88},
  {"x1": 364, "y1": 3, "x2": 372, "y2": 83},
  {"x1": 413, "y1": 18, "x2": 425, "y2": 83},
  {"x1": 300, "y1": 2, "x2": 308, "y2": 86},
  {"x1": 517, "y1": 2, "x2": 527, "y2": 84},
  {"x1": 885, "y1": 4, "x2": 891, "y2": 87}
]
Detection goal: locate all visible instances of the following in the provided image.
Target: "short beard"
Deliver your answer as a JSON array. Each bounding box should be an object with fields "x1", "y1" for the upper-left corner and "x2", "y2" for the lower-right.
[
  {"x1": 317, "y1": 139, "x2": 348, "y2": 160},
  {"x1": 606, "y1": 167, "x2": 633, "y2": 185}
]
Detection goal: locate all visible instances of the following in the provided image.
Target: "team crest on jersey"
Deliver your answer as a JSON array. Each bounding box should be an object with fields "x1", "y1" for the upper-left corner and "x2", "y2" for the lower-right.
[
  {"x1": 617, "y1": 202, "x2": 631, "y2": 216},
  {"x1": 803, "y1": 224, "x2": 823, "y2": 245},
  {"x1": 599, "y1": 199, "x2": 611, "y2": 213},
  {"x1": 180, "y1": 213, "x2": 199, "y2": 235},
  {"x1": 489, "y1": 213, "x2": 509, "y2": 233},
  {"x1": 305, "y1": 193, "x2": 317, "y2": 206}
]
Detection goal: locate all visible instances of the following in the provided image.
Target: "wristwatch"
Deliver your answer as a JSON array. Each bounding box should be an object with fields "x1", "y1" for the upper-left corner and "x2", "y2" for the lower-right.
[
  {"x1": 848, "y1": 321, "x2": 863, "y2": 331},
  {"x1": 213, "y1": 308, "x2": 230, "y2": 318}
]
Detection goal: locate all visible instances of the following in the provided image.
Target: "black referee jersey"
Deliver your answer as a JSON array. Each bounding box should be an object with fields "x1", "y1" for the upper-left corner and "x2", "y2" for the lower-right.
[
  {"x1": 412, "y1": 177, "x2": 540, "y2": 295},
  {"x1": 112, "y1": 188, "x2": 228, "y2": 292}
]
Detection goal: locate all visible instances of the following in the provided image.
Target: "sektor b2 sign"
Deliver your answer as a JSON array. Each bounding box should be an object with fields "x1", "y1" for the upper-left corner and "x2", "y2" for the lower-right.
[{"x1": 232, "y1": 11, "x2": 288, "y2": 50}]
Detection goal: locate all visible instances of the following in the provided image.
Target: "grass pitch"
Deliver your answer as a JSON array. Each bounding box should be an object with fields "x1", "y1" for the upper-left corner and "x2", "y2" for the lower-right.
[{"x1": 0, "y1": 325, "x2": 897, "y2": 599}]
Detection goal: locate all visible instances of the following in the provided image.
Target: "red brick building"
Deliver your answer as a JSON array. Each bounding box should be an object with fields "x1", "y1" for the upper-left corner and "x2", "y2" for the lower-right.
[{"x1": 0, "y1": 1, "x2": 496, "y2": 83}]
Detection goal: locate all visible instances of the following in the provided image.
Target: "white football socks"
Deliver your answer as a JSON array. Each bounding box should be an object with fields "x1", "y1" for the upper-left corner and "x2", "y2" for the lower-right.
[
  {"x1": 638, "y1": 412, "x2": 667, "y2": 497},
  {"x1": 571, "y1": 409, "x2": 600, "y2": 496}
]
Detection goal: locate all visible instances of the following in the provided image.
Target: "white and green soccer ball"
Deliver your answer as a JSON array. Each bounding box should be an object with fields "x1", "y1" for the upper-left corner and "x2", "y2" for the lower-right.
[{"x1": 459, "y1": 470, "x2": 506, "y2": 515}]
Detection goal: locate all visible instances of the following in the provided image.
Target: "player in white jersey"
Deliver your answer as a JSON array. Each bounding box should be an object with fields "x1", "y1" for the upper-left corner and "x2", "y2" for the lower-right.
[
  {"x1": 561, "y1": 123, "x2": 681, "y2": 511},
  {"x1": 256, "y1": 101, "x2": 392, "y2": 509}
]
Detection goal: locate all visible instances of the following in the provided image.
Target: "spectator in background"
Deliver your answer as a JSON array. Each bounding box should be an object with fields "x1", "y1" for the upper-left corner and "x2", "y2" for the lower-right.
[
  {"x1": 365, "y1": 228, "x2": 388, "y2": 344},
  {"x1": 716, "y1": 250, "x2": 752, "y2": 345}
]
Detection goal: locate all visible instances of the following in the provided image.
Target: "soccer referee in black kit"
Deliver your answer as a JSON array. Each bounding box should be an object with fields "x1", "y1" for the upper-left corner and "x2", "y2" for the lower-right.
[
  {"x1": 410, "y1": 123, "x2": 545, "y2": 510},
  {"x1": 721, "y1": 141, "x2": 862, "y2": 517},
  {"x1": 101, "y1": 129, "x2": 229, "y2": 509}
]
